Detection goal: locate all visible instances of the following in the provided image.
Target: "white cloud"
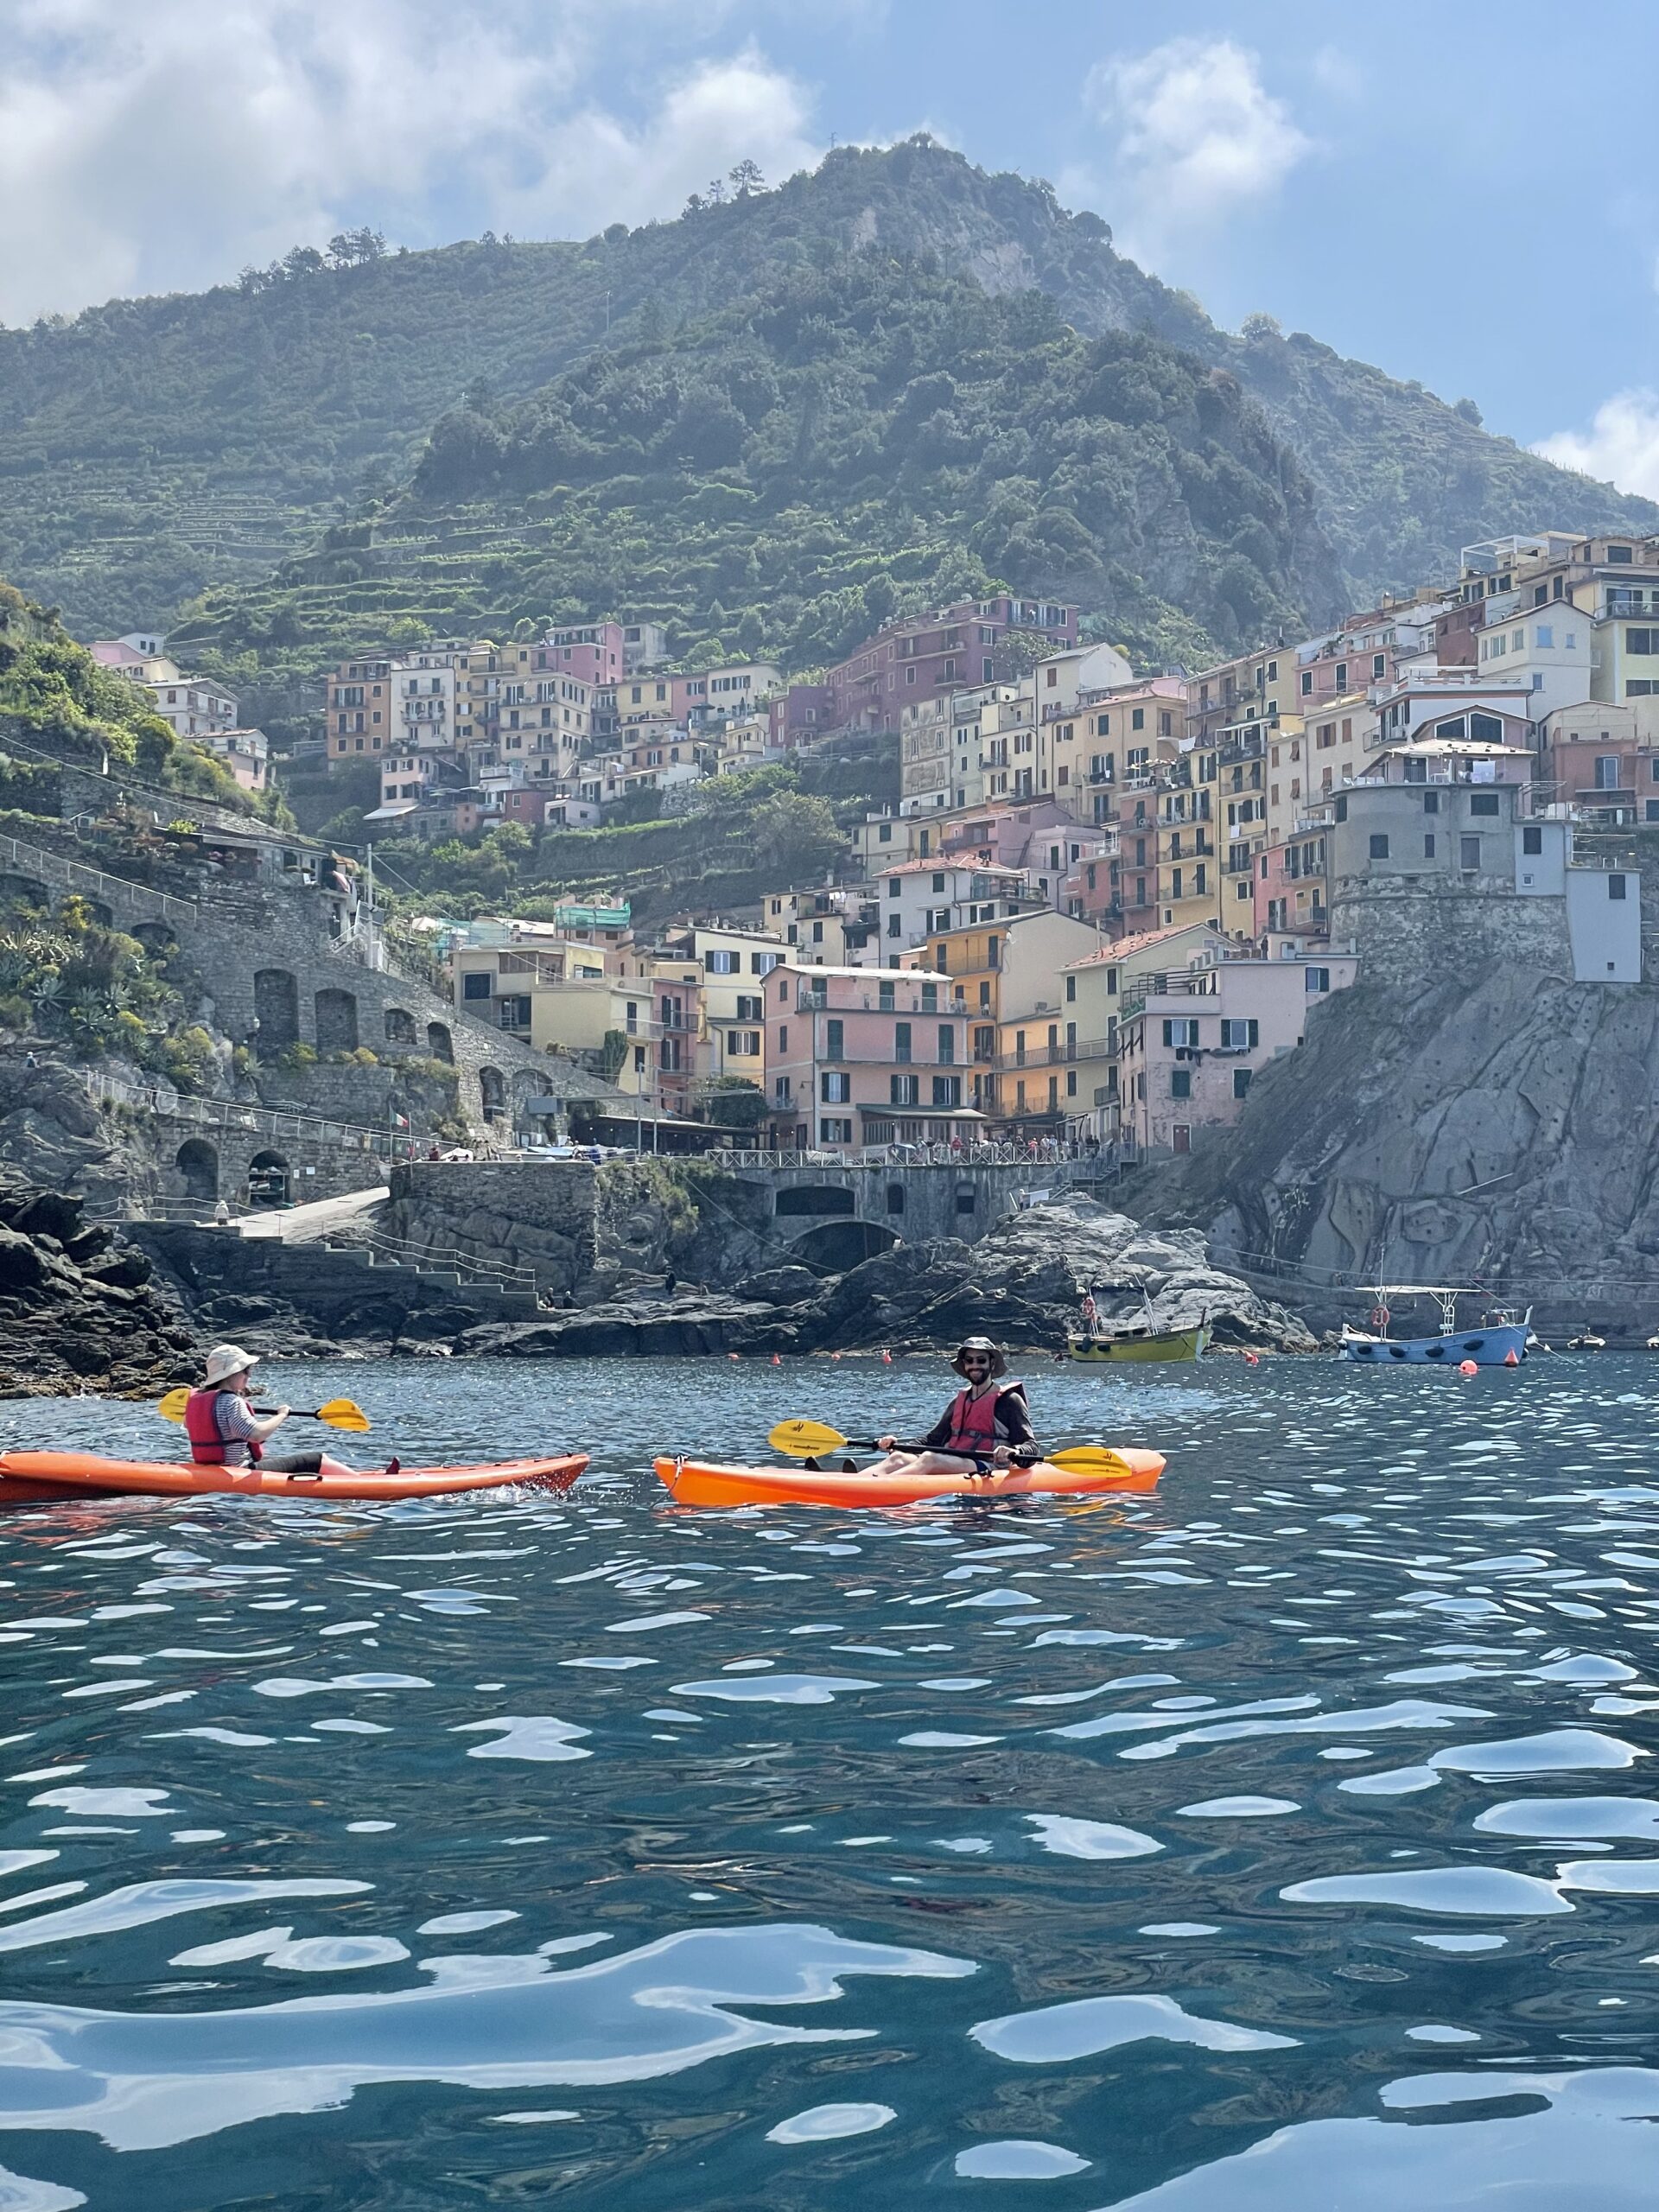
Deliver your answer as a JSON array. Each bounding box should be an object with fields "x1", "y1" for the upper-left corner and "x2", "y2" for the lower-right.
[
  {"x1": 1080, "y1": 37, "x2": 1312, "y2": 263},
  {"x1": 1534, "y1": 391, "x2": 1659, "y2": 500},
  {"x1": 0, "y1": 1, "x2": 823, "y2": 324}
]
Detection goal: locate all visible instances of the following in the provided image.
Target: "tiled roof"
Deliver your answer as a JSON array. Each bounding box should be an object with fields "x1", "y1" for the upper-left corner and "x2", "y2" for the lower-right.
[{"x1": 1060, "y1": 921, "x2": 1219, "y2": 969}]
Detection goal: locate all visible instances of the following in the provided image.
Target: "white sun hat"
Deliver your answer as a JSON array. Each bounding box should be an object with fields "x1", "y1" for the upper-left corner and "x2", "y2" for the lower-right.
[{"x1": 203, "y1": 1344, "x2": 260, "y2": 1387}]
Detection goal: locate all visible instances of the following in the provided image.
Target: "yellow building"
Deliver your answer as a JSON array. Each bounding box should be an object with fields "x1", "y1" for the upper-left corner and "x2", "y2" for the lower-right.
[
  {"x1": 659, "y1": 922, "x2": 786, "y2": 1089},
  {"x1": 909, "y1": 907, "x2": 1101, "y2": 1118},
  {"x1": 1155, "y1": 747, "x2": 1220, "y2": 934}
]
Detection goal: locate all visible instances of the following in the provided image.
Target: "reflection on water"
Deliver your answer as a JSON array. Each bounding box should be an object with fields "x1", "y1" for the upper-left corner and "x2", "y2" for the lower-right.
[{"x1": 2, "y1": 1353, "x2": 1658, "y2": 2208}]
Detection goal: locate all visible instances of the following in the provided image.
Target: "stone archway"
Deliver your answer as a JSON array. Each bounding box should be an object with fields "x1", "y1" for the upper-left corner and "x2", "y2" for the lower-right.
[
  {"x1": 247, "y1": 1149, "x2": 291, "y2": 1208},
  {"x1": 479, "y1": 1065, "x2": 507, "y2": 1122},
  {"x1": 132, "y1": 923, "x2": 174, "y2": 962},
  {"x1": 175, "y1": 1138, "x2": 218, "y2": 1203},
  {"x1": 790, "y1": 1219, "x2": 900, "y2": 1273},
  {"x1": 315, "y1": 986, "x2": 359, "y2": 1052},
  {"x1": 426, "y1": 1021, "x2": 454, "y2": 1063},
  {"x1": 0, "y1": 874, "x2": 48, "y2": 913},
  {"x1": 774, "y1": 1184, "x2": 856, "y2": 1217},
  {"x1": 384, "y1": 1007, "x2": 416, "y2": 1048},
  {"x1": 253, "y1": 969, "x2": 299, "y2": 1053}
]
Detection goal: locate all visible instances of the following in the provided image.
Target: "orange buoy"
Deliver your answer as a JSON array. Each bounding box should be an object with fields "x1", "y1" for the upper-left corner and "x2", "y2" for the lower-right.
[
  {"x1": 728, "y1": 1352, "x2": 741, "y2": 1362},
  {"x1": 1503, "y1": 1349, "x2": 1520, "y2": 1367},
  {"x1": 1458, "y1": 1358, "x2": 1478, "y2": 1376},
  {"x1": 772, "y1": 1353, "x2": 782, "y2": 1365},
  {"x1": 881, "y1": 1350, "x2": 893, "y2": 1364}
]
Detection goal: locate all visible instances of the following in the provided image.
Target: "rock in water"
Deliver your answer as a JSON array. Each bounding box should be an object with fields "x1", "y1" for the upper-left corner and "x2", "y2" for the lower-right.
[
  {"x1": 791, "y1": 1198, "x2": 1314, "y2": 1354},
  {"x1": 0, "y1": 1173, "x2": 195, "y2": 1398}
]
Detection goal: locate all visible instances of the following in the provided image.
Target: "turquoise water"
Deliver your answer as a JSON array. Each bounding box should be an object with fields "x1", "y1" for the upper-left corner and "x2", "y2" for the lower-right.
[{"x1": 2, "y1": 1352, "x2": 1657, "y2": 2209}]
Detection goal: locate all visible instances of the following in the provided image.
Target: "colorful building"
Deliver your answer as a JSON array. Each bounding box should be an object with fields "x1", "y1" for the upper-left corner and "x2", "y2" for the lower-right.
[
  {"x1": 763, "y1": 963, "x2": 982, "y2": 1155},
  {"x1": 1117, "y1": 946, "x2": 1358, "y2": 1158}
]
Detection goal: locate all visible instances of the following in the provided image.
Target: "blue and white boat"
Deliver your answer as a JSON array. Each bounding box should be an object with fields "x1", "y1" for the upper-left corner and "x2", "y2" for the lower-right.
[{"x1": 1338, "y1": 1286, "x2": 1531, "y2": 1366}]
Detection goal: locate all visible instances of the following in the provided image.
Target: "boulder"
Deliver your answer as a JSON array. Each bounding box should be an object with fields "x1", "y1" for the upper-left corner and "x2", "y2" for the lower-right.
[
  {"x1": 734, "y1": 1265, "x2": 819, "y2": 1307},
  {"x1": 0, "y1": 1169, "x2": 196, "y2": 1398},
  {"x1": 784, "y1": 1198, "x2": 1316, "y2": 1354}
]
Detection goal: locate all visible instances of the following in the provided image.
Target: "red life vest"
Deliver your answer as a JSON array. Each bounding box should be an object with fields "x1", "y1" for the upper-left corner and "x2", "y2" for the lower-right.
[
  {"x1": 942, "y1": 1382, "x2": 1022, "y2": 1455},
  {"x1": 183, "y1": 1388, "x2": 261, "y2": 1466}
]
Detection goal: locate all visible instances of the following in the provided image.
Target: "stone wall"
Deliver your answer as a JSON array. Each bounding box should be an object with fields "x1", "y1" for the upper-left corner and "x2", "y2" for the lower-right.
[
  {"x1": 149, "y1": 1110, "x2": 391, "y2": 1210},
  {"x1": 1331, "y1": 880, "x2": 1574, "y2": 993},
  {"x1": 162, "y1": 892, "x2": 552, "y2": 1134},
  {"x1": 383, "y1": 1154, "x2": 1077, "y2": 1300},
  {"x1": 385, "y1": 1159, "x2": 598, "y2": 1296}
]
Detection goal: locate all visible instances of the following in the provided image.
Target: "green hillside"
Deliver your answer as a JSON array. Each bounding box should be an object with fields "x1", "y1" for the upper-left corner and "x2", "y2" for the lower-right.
[
  {"x1": 170, "y1": 252, "x2": 1328, "y2": 692},
  {"x1": 3, "y1": 139, "x2": 1651, "y2": 645}
]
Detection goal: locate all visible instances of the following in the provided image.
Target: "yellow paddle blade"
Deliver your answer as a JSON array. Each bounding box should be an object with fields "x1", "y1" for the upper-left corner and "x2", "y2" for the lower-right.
[
  {"x1": 768, "y1": 1418, "x2": 850, "y2": 1459},
  {"x1": 315, "y1": 1401, "x2": 371, "y2": 1433},
  {"x1": 157, "y1": 1388, "x2": 189, "y2": 1423},
  {"x1": 1048, "y1": 1445, "x2": 1136, "y2": 1478}
]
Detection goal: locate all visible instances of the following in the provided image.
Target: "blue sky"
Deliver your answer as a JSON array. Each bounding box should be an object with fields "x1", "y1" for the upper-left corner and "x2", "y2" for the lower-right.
[{"x1": 5, "y1": 0, "x2": 1658, "y2": 491}]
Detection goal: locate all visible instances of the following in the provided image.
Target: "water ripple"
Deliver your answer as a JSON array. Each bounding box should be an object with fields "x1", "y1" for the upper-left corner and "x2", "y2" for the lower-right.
[{"x1": 3, "y1": 1351, "x2": 1659, "y2": 2204}]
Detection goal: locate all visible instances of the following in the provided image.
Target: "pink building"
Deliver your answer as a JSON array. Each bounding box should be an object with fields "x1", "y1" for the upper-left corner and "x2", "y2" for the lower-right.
[
  {"x1": 1254, "y1": 830, "x2": 1329, "y2": 938},
  {"x1": 546, "y1": 622, "x2": 628, "y2": 688},
  {"x1": 763, "y1": 963, "x2": 981, "y2": 1155},
  {"x1": 823, "y1": 595, "x2": 1078, "y2": 734},
  {"x1": 1118, "y1": 948, "x2": 1357, "y2": 1158},
  {"x1": 769, "y1": 683, "x2": 835, "y2": 747}
]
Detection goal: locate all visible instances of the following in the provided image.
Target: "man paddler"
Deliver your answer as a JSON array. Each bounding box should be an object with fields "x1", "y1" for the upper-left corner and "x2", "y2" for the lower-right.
[{"x1": 865, "y1": 1336, "x2": 1038, "y2": 1480}]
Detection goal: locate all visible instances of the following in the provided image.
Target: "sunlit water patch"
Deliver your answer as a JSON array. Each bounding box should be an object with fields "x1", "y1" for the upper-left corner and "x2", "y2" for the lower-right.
[{"x1": 1, "y1": 1353, "x2": 1657, "y2": 2206}]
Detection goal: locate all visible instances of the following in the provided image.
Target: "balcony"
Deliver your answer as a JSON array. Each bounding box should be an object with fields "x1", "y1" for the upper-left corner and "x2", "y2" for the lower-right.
[{"x1": 991, "y1": 1035, "x2": 1116, "y2": 1071}]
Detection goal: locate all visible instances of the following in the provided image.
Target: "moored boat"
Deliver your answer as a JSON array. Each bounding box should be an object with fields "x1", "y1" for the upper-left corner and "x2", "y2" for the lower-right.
[
  {"x1": 1338, "y1": 1287, "x2": 1530, "y2": 1367},
  {"x1": 1067, "y1": 1320, "x2": 1211, "y2": 1364},
  {"x1": 0, "y1": 1451, "x2": 588, "y2": 1504}
]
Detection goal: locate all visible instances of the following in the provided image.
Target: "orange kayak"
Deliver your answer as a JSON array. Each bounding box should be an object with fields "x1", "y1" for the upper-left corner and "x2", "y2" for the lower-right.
[
  {"x1": 0, "y1": 1451, "x2": 588, "y2": 1505},
  {"x1": 652, "y1": 1451, "x2": 1164, "y2": 1509}
]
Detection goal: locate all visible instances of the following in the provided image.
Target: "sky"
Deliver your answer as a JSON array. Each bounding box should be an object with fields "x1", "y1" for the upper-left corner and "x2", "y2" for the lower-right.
[{"x1": 4, "y1": 0, "x2": 1659, "y2": 496}]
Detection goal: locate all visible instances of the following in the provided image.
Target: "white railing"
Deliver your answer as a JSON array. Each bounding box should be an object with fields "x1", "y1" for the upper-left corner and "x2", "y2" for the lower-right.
[
  {"x1": 0, "y1": 833, "x2": 198, "y2": 925},
  {"x1": 331, "y1": 1220, "x2": 540, "y2": 1295},
  {"x1": 705, "y1": 1146, "x2": 1096, "y2": 1171},
  {"x1": 78, "y1": 1068, "x2": 398, "y2": 1156}
]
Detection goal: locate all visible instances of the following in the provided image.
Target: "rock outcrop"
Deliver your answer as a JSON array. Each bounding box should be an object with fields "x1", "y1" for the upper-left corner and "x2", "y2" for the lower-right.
[
  {"x1": 784, "y1": 1198, "x2": 1316, "y2": 1354},
  {"x1": 0, "y1": 1174, "x2": 196, "y2": 1397},
  {"x1": 1132, "y1": 961, "x2": 1659, "y2": 1340},
  {"x1": 454, "y1": 1198, "x2": 1313, "y2": 1361}
]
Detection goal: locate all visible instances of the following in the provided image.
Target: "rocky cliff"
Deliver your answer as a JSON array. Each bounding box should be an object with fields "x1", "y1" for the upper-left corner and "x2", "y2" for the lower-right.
[
  {"x1": 1133, "y1": 957, "x2": 1659, "y2": 1341},
  {"x1": 0, "y1": 1174, "x2": 195, "y2": 1397}
]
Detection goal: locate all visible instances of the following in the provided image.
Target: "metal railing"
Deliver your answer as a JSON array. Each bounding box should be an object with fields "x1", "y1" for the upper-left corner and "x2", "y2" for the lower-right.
[
  {"x1": 329, "y1": 1219, "x2": 539, "y2": 1295},
  {"x1": 992, "y1": 1035, "x2": 1116, "y2": 1071},
  {"x1": 706, "y1": 1145, "x2": 1098, "y2": 1171},
  {"x1": 78, "y1": 1067, "x2": 399, "y2": 1156},
  {"x1": 0, "y1": 832, "x2": 198, "y2": 925}
]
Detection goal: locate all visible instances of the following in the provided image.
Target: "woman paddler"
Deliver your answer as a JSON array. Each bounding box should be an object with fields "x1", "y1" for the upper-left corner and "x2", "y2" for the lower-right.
[
  {"x1": 866, "y1": 1336, "x2": 1038, "y2": 1481},
  {"x1": 183, "y1": 1344, "x2": 363, "y2": 1478}
]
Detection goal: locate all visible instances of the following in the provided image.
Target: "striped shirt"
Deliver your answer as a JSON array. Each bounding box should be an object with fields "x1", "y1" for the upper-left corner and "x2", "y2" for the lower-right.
[{"x1": 207, "y1": 1390, "x2": 262, "y2": 1468}]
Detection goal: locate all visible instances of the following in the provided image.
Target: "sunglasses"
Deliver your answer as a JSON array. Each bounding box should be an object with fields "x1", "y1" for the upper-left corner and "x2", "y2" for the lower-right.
[{"x1": 961, "y1": 1356, "x2": 992, "y2": 1367}]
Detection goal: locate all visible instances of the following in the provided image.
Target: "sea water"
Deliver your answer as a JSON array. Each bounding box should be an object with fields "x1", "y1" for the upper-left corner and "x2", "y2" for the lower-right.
[{"x1": 0, "y1": 1352, "x2": 1656, "y2": 2209}]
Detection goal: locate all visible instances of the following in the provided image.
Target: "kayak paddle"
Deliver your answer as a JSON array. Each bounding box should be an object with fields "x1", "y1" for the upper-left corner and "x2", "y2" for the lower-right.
[
  {"x1": 766, "y1": 1419, "x2": 1135, "y2": 1478},
  {"x1": 157, "y1": 1389, "x2": 372, "y2": 1433}
]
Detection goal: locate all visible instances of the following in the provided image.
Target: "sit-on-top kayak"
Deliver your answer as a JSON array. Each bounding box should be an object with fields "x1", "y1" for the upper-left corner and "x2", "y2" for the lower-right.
[
  {"x1": 652, "y1": 1450, "x2": 1164, "y2": 1509},
  {"x1": 0, "y1": 1451, "x2": 588, "y2": 1505}
]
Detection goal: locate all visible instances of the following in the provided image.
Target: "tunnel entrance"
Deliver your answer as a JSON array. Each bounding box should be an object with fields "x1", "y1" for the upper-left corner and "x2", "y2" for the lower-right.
[{"x1": 790, "y1": 1219, "x2": 900, "y2": 1273}]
